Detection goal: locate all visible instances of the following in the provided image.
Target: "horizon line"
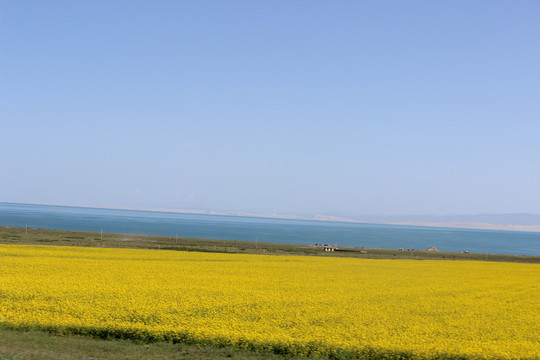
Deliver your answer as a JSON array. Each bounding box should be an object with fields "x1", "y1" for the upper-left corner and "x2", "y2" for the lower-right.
[{"x1": 2, "y1": 201, "x2": 540, "y2": 233}]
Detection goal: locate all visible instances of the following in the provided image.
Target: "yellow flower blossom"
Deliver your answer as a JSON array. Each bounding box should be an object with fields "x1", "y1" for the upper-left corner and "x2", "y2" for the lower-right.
[{"x1": 0, "y1": 245, "x2": 538, "y2": 359}]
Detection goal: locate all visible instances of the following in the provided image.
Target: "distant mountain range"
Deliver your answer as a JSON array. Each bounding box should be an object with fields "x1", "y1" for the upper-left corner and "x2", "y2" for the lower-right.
[
  {"x1": 349, "y1": 214, "x2": 540, "y2": 226},
  {"x1": 169, "y1": 210, "x2": 540, "y2": 232},
  {"x1": 322, "y1": 213, "x2": 540, "y2": 232}
]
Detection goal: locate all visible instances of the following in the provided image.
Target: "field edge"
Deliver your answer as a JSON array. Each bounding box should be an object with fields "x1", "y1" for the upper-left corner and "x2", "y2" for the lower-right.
[{"x1": 0, "y1": 323, "x2": 522, "y2": 360}]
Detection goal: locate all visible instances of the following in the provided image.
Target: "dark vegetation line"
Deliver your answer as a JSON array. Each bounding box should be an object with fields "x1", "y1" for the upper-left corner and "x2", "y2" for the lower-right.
[
  {"x1": 0, "y1": 324, "x2": 512, "y2": 360},
  {"x1": 1, "y1": 226, "x2": 538, "y2": 263}
]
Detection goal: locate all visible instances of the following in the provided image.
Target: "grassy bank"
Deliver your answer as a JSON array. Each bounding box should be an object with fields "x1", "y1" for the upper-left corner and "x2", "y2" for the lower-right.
[
  {"x1": 0, "y1": 226, "x2": 538, "y2": 263},
  {"x1": 0, "y1": 327, "x2": 297, "y2": 360}
]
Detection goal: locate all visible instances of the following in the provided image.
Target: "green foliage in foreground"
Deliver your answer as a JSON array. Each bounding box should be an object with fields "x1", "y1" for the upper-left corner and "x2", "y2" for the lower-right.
[
  {"x1": 0, "y1": 326, "x2": 494, "y2": 360},
  {"x1": 0, "y1": 326, "x2": 287, "y2": 360}
]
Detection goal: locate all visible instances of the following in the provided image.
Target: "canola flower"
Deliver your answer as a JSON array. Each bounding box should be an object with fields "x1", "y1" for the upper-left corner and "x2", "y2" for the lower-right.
[{"x1": 0, "y1": 244, "x2": 539, "y2": 359}]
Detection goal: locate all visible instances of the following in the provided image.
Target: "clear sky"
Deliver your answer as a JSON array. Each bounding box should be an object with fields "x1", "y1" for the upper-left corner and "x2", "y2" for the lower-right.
[{"x1": 1, "y1": 1, "x2": 539, "y2": 217}]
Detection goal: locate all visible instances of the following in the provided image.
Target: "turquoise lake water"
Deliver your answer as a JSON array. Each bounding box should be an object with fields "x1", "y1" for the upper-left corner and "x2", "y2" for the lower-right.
[{"x1": 1, "y1": 202, "x2": 539, "y2": 256}]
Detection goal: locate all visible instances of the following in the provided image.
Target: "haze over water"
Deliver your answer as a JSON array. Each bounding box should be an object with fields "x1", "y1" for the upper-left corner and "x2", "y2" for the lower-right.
[{"x1": 1, "y1": 203, "x2": 538, "y2": 256}]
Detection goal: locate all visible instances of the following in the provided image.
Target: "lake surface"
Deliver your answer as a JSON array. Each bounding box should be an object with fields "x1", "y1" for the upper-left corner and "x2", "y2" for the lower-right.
[{"x1": 1, "y1": 203, "x2": 539, "y2": 256}]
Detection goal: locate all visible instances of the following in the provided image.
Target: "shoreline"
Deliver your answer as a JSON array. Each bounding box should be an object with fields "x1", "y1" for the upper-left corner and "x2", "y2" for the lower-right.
[{"x1": 1, "y1": 226, "x2": 538, "y2": 263}]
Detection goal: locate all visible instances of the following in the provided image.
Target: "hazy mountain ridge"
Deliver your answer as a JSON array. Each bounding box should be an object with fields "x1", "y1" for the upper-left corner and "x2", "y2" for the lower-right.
[{"x1": 350, "y1": 214, "x2": 540, "y2": 226}]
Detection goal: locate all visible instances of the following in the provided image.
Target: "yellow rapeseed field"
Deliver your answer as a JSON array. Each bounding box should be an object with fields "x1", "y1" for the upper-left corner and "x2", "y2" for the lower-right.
[{"x1": 0, "y1": 244, "x2": 538, "y2": 359}]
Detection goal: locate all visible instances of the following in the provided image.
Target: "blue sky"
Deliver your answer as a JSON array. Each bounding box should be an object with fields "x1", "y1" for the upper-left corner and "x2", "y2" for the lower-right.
[{"x1": 1, "y1": 1, "x2": 539, "y2": 216}]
